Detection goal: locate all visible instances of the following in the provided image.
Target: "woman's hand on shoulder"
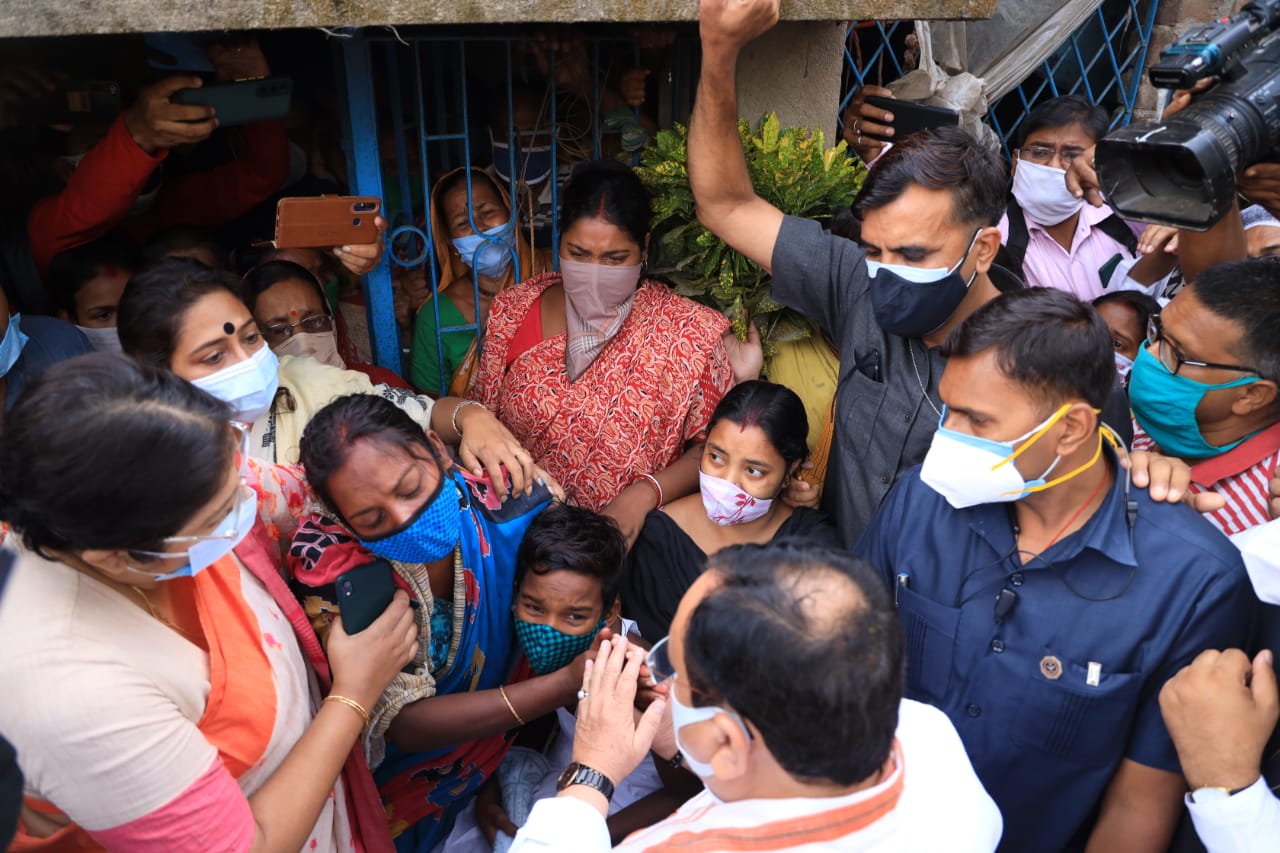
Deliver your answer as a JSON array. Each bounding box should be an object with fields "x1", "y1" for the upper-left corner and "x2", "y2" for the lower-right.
[
  {"x1": 326, "y1": 590, "x2": 419, "y2": 711},
  {"x1": 603, "y1": 483, "x2": 659, "y2": 548},
  {"x1": 780, "y1": 461, "x2": 821, "y2": 510}
]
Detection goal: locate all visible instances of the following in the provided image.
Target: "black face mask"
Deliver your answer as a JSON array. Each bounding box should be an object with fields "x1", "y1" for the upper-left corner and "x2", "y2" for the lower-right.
[{"x1": 867, "y1": 229, "x2": 982, "y2": 338}]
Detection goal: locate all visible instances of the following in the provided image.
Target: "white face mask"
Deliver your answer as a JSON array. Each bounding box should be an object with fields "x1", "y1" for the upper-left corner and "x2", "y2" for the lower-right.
[
  {"x1": 1012, "y1": 159, "x2": 1085, "y2": 226},
  {"x1": 76, "y1": 324, "x2": 122, "y2": 354},
  {"x1": 273, "y1": 329, "x2": 343, "y2": 369},
  {"x1": 1114, "y1": 351, "x2": 1134, "y2": 383},
  {"x1": 699, "y1": 470, "x2": 774, "y2": 526},
  {"x1": 191, "y1": 345, "x2": 280, "y2": 425},
  {"x1": 669, "y1": 684, "x2": 750, "y2": 780}
]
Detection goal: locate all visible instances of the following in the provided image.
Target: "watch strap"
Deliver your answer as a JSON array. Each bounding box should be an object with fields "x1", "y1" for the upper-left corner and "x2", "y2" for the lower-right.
[{"x1": 557, "y1": 762, "x2": 616, "y2": 801}]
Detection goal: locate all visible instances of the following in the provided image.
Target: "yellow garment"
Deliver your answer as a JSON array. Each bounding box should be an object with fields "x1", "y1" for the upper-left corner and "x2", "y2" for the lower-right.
[
  {"x1": 272, "y1": 354, "x2": 435, "y2": 465},
  {"x1": 766, "y1": 335, "x2": 840, "y2": 489},
  {"x1": 425, "y1": 167, "x2": 552, "y2": 396}
]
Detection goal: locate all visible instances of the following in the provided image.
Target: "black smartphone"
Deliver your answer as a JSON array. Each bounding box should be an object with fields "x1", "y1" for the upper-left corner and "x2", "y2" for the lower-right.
[
  {"x1": 862, "y1": 95, "x2": 959, "y2": 142},
  {"x1": 173, "y1": 76, "x2": 292, "y2": 127},
  {"x1": 336, "y1": 559, "x2": 397, "y2": 634},
  {"x1": 38, "y1": 81, "x2": 122, "y2": 125}
]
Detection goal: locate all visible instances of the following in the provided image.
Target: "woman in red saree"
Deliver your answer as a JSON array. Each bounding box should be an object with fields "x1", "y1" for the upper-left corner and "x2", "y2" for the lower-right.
[{"x1": 469, "y1": 160, "x2": 735, "y2": 541}]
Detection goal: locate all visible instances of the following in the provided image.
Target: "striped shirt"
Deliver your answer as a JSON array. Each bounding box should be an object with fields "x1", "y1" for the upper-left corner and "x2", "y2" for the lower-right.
[{"x1": 1133, "y1": 422, "x2": 1280, "y2": 535}]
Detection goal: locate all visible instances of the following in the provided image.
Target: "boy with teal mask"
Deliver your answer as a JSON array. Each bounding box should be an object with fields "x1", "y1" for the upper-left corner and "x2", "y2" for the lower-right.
[{"x1": 1129, "y1": 259, "x2": 1280, "y2": 535}]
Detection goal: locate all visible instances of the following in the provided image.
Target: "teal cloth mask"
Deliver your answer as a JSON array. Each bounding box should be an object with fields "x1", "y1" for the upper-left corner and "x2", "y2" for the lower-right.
[
  {"x1": 1129, "y1": 344, "x2": 1260, "y2": 460},
  {"x1": 513, "y1": 617, "x2": 605, "y2": 675}
]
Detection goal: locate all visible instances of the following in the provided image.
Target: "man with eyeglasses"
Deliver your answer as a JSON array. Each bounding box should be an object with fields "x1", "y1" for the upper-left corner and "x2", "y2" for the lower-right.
[
  {"x1": 509, "y1": 542, "x2": 1003, "y2": 851},
  {"x1": 1130, "y1": 259, "x2": 1280, "y2": 536},
  {"x1": 997, "y1": 94, "x2": 1177, "y2": 302},
  {"x1": 856, "y1": 287, "x2": 1253, "y2": 851}
]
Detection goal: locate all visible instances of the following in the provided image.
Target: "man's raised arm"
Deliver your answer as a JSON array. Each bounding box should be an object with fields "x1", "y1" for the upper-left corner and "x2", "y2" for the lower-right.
[{"x1": 690, "y1": 0, "x2": 787, "y2": 273}]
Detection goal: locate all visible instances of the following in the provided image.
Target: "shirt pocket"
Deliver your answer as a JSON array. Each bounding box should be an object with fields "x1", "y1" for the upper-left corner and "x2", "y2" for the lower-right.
[
  {"x1": 897, "y1": 584, "x2": 960, "y2": 704},
  {"x1": 1012, "y1": 654, "x2": 1143, "y2": 762}
]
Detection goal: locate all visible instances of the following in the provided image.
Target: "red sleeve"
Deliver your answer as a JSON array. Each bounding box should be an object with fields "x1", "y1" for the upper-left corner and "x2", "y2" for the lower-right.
[
  {"x1": 137, "y1": 119, "x2": 290, "y2": 242},
  {"x1": 26, "y1": 115, "x2": 166, "y2": 276},
  {"x1": 89, "y1": 758, "x2": 255, "y2": 853}
]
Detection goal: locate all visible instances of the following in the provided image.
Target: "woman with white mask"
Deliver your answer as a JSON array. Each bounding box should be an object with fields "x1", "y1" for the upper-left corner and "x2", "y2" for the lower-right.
[
  {"x1": 117, "y1": 258, "x2": 541, "y2": 498},
  {"x1": 49, "y1": 237, "x2": 136, "y2": 355},
  {"x1": 621, "y1": 381, "x2": 838, "y2": 640}
]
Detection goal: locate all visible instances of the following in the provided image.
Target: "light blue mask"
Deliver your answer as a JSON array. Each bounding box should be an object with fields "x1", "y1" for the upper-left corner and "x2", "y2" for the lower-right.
[
  {"x1": 127, "y1": 486, "x2": 257, "y2": 581},
  {"x1": 0, "y1": 314, "x2": 30, "y2": 377},
  {"x1": 191, "y1": 345, "x2": 280, "y2": 425},
  {"x1": 1129, "y1": 344, "x2": 1260, "y2": 460},
  {"x1": 452, "y1": 222, "x2": 516, "y2": 281}
]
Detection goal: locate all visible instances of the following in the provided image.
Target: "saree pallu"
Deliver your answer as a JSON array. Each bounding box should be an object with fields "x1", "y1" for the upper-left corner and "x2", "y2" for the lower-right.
[{"x1": 470, "y1": 274, "x2": 734, "y2": 511}]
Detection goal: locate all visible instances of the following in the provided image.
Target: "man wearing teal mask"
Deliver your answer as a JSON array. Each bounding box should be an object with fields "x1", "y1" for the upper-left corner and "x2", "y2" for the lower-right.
[
  {"x1": 1130, "y1": 259, "x2": 1280, "y2": 536},
  {"x1": 857, "y1": 287, "x2": 1253, "y2": 852}
]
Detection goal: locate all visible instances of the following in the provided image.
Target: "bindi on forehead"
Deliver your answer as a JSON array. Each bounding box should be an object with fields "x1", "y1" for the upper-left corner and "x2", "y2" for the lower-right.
[{"x1": 223, "y1": 322, "x2": 235, "y2": 335}]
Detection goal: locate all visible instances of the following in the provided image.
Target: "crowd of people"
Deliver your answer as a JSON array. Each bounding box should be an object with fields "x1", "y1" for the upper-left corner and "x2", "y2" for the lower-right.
[{"x1": 1, "y1": 1, "x2": 1279, "y2": 851}]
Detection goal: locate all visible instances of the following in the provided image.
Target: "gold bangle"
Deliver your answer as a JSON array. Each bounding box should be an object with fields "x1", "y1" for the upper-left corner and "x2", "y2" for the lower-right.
[
  {"x1": 498, "y1": 684, "x2": 526, "y2": 727},
  {"x1": 324, "y1": 694, "x2": 370, "y2": 728}
]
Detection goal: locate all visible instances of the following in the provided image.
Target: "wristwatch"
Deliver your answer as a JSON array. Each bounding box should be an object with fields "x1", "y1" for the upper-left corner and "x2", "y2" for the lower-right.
[
  {"x1": 556, "y1": 762, "x2": 616, "y2": 802},
  {"x1": 1189, "y1": 783, "x2": 1253, "y2": 803}
]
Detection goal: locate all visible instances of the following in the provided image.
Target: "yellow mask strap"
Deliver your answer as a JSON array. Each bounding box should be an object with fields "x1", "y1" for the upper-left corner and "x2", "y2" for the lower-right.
[{"x1": 992, "y1": 403, "x2": 1073, "y2": 472}]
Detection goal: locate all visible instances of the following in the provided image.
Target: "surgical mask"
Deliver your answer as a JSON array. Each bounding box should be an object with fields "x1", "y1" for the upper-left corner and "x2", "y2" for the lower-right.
[
  {"x1": 669, "y1": 686, "x2": 750, "y2": 779},
  {"x1": 274, "y1": 329, "x2": 343, "y2": 369},
  {"x1": 0, "y1": 314, "x2": 30, "y2": 377},
  {"x1": 191, "y1": 345, "x2": 280, "y2": 425},
  {"x1": 76, "y1": 324, "x2": 122, "y2": 354},
  {"x1": 1129, "y1": 344, "x2": 1260, "y2": 460},
  {"x1": 491, "y1": 129, "x2": 555, "y2": 186},
  {"x1": 868, "y1": 230, "x2": 981, "y2": 338},
  {"x1": 699, "y1": 469, "x2": 774, "y2": 525},
  {"x1": 1114, "y1": 351, "x2": 1134, "y2": 384},
  {"x1": 452, "y1": 222, "x2": 516, "y2": 281},
  {"x1": 126, "y1": 485, "x2": 257, "y2": 581},
  {"x1": 920, "y1": 404, "x2": 1104, "y2": 509},
  {"x1": 358, "y1": 459, "x2": 462, "y2": 564},
  {"x1": 514, "y1": 617, "x2": 605, "y2": 675},
  {"x1": 1012, "y1": 159, "x2": 1085, "y2": 226}
]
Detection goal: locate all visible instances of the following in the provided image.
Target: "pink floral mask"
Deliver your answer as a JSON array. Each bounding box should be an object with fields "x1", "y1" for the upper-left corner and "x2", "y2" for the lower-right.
[{"x1": 699, "y1": 470, "x2": 773, "y2": 526}]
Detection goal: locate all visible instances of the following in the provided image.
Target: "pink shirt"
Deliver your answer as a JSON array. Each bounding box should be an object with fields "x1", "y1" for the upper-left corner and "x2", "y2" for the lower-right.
[{"x1": 998, "y1": 204, "x2": 1149, "y2": 301}]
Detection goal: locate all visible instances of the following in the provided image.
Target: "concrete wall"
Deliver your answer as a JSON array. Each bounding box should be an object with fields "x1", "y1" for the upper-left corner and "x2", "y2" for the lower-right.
[
  {"x1": 0, "y1": 0, "x2": 995, "y2": 38},
  {"x1": 738, "y1": 21, "x2": 847, "y2": 134}
]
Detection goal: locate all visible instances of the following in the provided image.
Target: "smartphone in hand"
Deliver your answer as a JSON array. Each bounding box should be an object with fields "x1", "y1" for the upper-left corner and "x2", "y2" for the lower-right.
[
  {"x1": 862, "y1": 95, "x2": 959, "y2": 142},
  {"x1": 336, "y1": 559, "x2": 397, "y2": 634},
  {"x1": 272, "y1": 195, "x2": 382, "y2": 249}
]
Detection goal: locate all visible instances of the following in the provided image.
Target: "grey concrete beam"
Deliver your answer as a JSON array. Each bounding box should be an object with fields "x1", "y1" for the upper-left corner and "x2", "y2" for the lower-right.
[{"x1": 1, "y1": 0, "x2": 996, "y2": 39}]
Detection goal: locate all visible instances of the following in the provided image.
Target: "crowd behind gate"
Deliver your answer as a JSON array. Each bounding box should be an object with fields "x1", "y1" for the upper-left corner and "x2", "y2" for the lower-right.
[{"x1": 2, "y1": 2, "x2": 1280, "y2": 851}]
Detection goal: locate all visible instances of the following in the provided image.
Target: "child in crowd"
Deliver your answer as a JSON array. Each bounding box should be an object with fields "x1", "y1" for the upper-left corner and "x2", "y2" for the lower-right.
[
  {"x1": 1092, "y1": 290, "x2": 1161, "y2": 386},
  {"x1": 445, "y1": 503, "x2": 674, "y2": 851},
  {"x1": 48, "y1": 237, "x2": 136, "y2": 353}
]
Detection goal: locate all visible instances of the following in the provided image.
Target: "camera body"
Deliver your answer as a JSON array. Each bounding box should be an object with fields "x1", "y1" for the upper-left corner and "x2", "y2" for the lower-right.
[{"x1": 1096, "y1": 0, "x2": 1280, "y2": 229}]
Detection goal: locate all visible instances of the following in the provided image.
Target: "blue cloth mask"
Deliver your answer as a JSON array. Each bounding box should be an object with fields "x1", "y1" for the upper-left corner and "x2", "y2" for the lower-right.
[
  {"x1": 867, "y1": 230, "x2": 980, "y2": 338},
  {"x1": 1129, "y1": 344, "x2": 1260, "y2": 460},
  {"x1": 452, "y1": 222, "x2": 516, "y2": 281},
  {"x1": 513, "y1": 617, "x2": 605, "y2": 675},
  {"x1": 358, "y1": 457, "x2": 462, "y2": 564},
  {"x1": 0, "y1": 314, "x2": 30, "y2": 377}
]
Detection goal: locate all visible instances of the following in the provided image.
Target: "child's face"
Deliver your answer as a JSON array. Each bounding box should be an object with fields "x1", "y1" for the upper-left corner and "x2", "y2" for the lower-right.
[
  {"x1": 515, "y1": 568, "x2": 606, "y2": 636},
  {"x1": 1095, "y1": 300, "x2": 1145, "y2": 361}
]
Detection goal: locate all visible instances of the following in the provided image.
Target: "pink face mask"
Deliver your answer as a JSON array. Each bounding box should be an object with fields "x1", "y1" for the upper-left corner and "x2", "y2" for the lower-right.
[
  {"x1": 560, "y1": 257, "x2": 642, "y2": 381},
  {"x1": 699, "y1": 470, "x2": 773, "y2": 526}
]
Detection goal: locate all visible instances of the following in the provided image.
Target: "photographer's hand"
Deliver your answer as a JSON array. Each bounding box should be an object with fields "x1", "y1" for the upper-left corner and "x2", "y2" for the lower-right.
[
  {"x1": 1239, "y1": 163, "x2": 1280, "y2": 220},
  {"x1": 1066, "y1": 145, "x2": 1104, "y2": 208}
]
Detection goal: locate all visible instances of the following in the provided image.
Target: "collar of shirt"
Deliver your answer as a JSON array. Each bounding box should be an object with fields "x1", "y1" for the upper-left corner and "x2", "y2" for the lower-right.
[
  {"x1": 969, "y1": 448, "x2": 1138, "y2": 570},
  {"x1": 1192, "y1": 421, "x2": 1280, "y2": 487},
  {"x1": 1025, "y1": 200, "x2": 1115, "y2": 244}
]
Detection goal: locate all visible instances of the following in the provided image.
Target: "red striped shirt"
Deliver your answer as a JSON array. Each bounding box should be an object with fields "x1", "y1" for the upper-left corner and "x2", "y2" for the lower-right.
[{"x1": 1132, "y1": 422, "x2": 1280, "y2": 535}]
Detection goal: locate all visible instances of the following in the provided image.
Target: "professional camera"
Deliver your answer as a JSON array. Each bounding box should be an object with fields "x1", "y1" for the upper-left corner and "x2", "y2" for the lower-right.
[{"x1": 1096, "y1": 0, "x2": 1280, "y2": 229}]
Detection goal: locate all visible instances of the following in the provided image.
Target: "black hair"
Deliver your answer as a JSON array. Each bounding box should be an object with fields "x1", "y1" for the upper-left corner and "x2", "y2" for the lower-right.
[
  {"x1": 1091, "y1": 291, "x2": 1162, "y2": 337},
  {"x1": 706, "y1": 380, "x2": 809, "y2": 469},
  {"x1": 434, "y1": 169, "x2": 508, "y2": 231},
  {"x1": 1192, "y1": 259, "x2": 1280, "y2": 385},
  {"x1": 943, "y1": 287, "x2": 1115, "y2": 410},
  {"x1": 117, "y1": 258, "x2": 245, "y2": 367},
  {"x1": 0, "y1": 353, "x2": 233, "y2": 558},
  {"x1": 241, "y1": 260, "x2": 330, "y2": 314},
  {"x1": 48, "y1": 237, "x2": 137, "y2": 320},
  {"x1": 299, "y1": 393, "x2": 433, "y2": 518},
  {"x1": 142, "y1": 226, "x2": 228, "y2": 270},
  {"x1": 1017, "y1": 94, "x2": 1110, "y2": 149},
  {"x1": 854, "y1": 126, "x2": 1007, "y2": 228},
  {"x1": 683, "y1": 542, "x2": 903, "y2": 787},
  {"x1": 559, "y1": 159, "x2": 652, "y2": 248},
  {"x1": 514, "y1": 503, "x2": 625, "y2": 611}
]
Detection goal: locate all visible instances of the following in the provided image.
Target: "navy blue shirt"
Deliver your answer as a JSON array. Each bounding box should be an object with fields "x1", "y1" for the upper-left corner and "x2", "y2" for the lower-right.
[{"x1": 856, "y1": 456, "x2": 1253, "y2": 852}]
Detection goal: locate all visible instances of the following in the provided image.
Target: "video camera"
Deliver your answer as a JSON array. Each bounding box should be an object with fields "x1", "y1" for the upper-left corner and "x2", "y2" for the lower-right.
[{"x1": 1096, "y1": 0, "x2": 1280, "y2": 229}]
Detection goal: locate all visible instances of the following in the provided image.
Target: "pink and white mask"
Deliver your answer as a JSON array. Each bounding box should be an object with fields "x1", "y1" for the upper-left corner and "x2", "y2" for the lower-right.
[{"x1": 699, "y1": 470, "x2": 773, "y2": 526}]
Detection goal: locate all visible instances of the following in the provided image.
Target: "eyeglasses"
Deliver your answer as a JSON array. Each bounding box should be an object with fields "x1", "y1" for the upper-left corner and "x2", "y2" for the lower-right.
[
  {"x1": 1019, "y1": 144, "x2": 1086, "y2": 168},
  {"x1": 646, "y1": 636, "x2": 675, "y2": 684},
  {"x1": 1145, "y1": 316, "x2": 1260, "y2": 377},
  {"x1": 263, "y1": 313, "x2": 333, "y2": 345}
]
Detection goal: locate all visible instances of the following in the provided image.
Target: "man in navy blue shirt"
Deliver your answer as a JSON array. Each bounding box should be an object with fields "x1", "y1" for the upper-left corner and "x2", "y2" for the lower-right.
[{"x1": 857, "y1": 287, "x2": 1254, "y2": 852}]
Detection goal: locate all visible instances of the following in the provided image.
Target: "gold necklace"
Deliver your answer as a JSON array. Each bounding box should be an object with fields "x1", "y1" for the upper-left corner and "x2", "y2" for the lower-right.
[{"x1": 130, "y1": 585, "x2": 199, "y2": 642}]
